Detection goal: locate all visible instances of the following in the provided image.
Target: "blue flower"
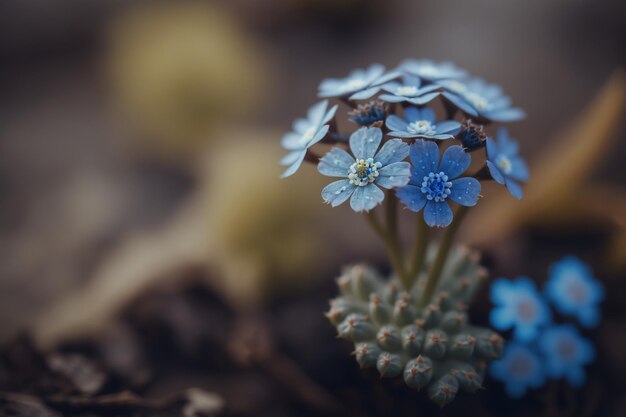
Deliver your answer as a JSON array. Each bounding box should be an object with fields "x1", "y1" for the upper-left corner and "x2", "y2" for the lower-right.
[
  {"x1": 398, "y1": 59, "x2": 467, "y2": 81},
  {"x1": 379, "y1": 75, "x2": 441, "y2": 106},
  {"x1": 385, "y1": 107, "x2": 460, "y2": 140},
  {"x1": 317, "y1": 127, "x2": 410, "y2": 212},
  {"x1": 396, "y1": 140, "x2": 480, "y2": 228},
  {"x1": 318, "y1": 64, "x2": 399, "y2": 100},
  {"x1": 490, "y1": 277, "x2": 551, "y2": 341},
  {"x1": 486, "y1": 129, "x2": 529, "y2": 200},
  {"x1": 490, "y1": 343, "x2": 546, "y2": 398},
  {"x1": 438, "y1": 78, "x2": 525, "y2": 122},
  {"x1": 538, "y1": 325, "x2": 595, "y2": 387},
  {"x1": 280, "y1": 100, "x2": 338, "y2": 178},
  {"x1": 348, "y1": 100, "x2": 387, "y2": 127},
  {"x1": 546, "y1": 257, "x2": 604, "y2": 328}
]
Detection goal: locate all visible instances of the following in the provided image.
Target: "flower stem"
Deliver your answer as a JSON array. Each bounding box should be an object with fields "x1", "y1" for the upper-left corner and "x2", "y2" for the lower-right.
[
  {"x1": 408, "y1": 215, "x2": 429, "y2": 283},
  {"x1": 419, "y1": 205, "x2": 469, "y2": 306},
  {"x1": 365, "y1": 200, "x2": 410, "y2": 290}
]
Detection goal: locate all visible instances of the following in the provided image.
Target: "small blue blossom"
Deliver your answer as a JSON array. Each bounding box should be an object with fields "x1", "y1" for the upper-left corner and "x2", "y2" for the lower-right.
[
  {"x1": 379, "y1": 75, "x2": 441, "y2": 106},
  {"x1": 490, "y1": 343, "x2": 546, "y2": 398},
  {"x1": 538, "y1": 325, "x2": 595, "y2": 387},
  {"x1": 399, "y1": 59, "x2": 467, "y2": 81},
  {"x1": 280, "y1": 100, "x2": 338, "y2": 178},
  {"x1": 486, "y1": 129, "x2": 529, "y2": 200},
  {"x1": 317, "y1": 127, "x2": 410, "y2": 212},
  {"x1": 490, "y1": 277, "x2": 551, "y2": 341},
  {"x1": 318, "y1": 64, "x2": 400, "y2": 100},
  {"x1": 385, "y1": 107, "x2": 460, "y2": 140},
  {"x1": 546, "y1": 257, "x2": 604, "y2": 328},
  {"x1": 396, "y1": 140, "x2": 480, "y2": 227},
  {"x1": 438, "y1": 78, "x2": 525, "y2": 122},
  {"x1": 348, "y1": 100, "x2": 387, "y2": 127}
]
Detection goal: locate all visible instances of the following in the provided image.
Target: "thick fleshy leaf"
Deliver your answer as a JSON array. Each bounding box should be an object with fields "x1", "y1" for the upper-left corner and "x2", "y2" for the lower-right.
[
  {"x1": 439, "y1": 145, "x2": 471, "y2": 179},
  {"x1": 350, "y1": 184, "x2": 384, "y2": 212},
  {"x1": 487, "y1": 161, "x2": 506, "y2": 184},
  {"x1": 396, "y1": 185, "x2": 428, "y2": 212},
  {"x1": 318, "y1": 147, "x2": 354, "y2": 177},
  {"x1": 350, "y1": 127, "x2": 382, "y2": 160},
  {"x1": 280, "y1": 150, "x2": 306, "y2": 178},
  {"x1": 375, "y1": 139, "x2": 409, "y2": 165},
  {"x1": 385, "y1": 115, "x2": 408, "y2": 132},
  {"x1": 449, "y1": 177, "x2": 481, "y2": 206},
  {"x1": 423, "y1": 201, "x2": 453, "y2": 227},
  {"x1": 409, "y1": 140, "x2": 439, "y2": 180},
  {"x1": 321, "y1": 179, "x2": 356, "y2": 207},
  {"x1": 377, "y1": 162, "x2": 410, "y2": 189},
  {"x1": 505, "y1": 179, "x2": 524, "y2": 200}
]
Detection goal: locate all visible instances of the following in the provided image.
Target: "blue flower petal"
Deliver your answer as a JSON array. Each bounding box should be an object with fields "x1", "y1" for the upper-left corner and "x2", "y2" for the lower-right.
[
  {"x1": 349, "y1": 86, "x2": 380, "y2": 100},
  {"x1": 448, "y1": 177, "x2": 481, "y2": 206},
  {"x1": 423, "y1": 201, "x2": 453, "y2": 227},
  {"x1": 322, "y1": 104, "x2": 339, "y2": 124},
  {"x1": 377, "y1": 162, "x2": 411, "y2": 189},
  {"x1": 307, "y1": 100, "x2": 329, "y2": 126},
  {"x1": 419, "y1": 107, "x2": 436, "y2": 123},
  {"x1": 442, "y1": 92, "x2": 478, "y2": 116},
  {"x1": 490, "y1": 306, "x2": 514, "y2": 330},
  {"x1": 292, "y1": 118, "x2": 309, "y2": 134},
  {"x1": 385, "y1": 115, "x2": 409, "y2": 132},
  {"x1": 396, "y1": 185, "x2": 428, "y2": 212},
  {"x1": 484, "y1": 108, "x2": 526, "y2": 122},
  {"x1": 378, "y1": 94, "x2": 406, "y2": 103},
  {"x1": 309, "y1": 124, "x2": 330, "y2": 146},
  {"x1": 486, "y1": 161, "x2": 506, "y2": 184},
  {"x1": 486, "y1": 137, "x2": 499, "y2": 157},
  {"x1": 505, "y1": 179, "x2": 524, "y2": 200},
  {"x1": 318, "y1": 147, "x2": 354, "y2": 177},
  {"x1": 402, "y1": 106, "x2": 421, "y2": 122},
  {"x1": 321, "y1": 179, "x2": 356, "y2": 207},
  {"x1": 281, "y1": 132, "x2": 305, "y2": 150},
  {"x1": 439, "y1": 145, "x2": 471, "y2": 179},
  {"x1": 508, "y1": 156, "x2": 529, "y2": 181},
  {"x1": 280, "y1": 150, "x2": 302, "y2": 166},
  {"x1": 374, "y1": 138, "x2": 409, "y2": 165},
  {"x1": 407, "y1": 91, "x2": 440, "y2": 105},
  {"x1": 409, "y1": 140, "x2": 439, "y2": 180},
  {"x1": 350, "y1": 183, "x2": 384, "y2": 212},
  {"x1": 350, "y1": 127, "x2": 382, "y2": 160},
  {"x1": 497, "y1": 129, "x2": 519, "y2": 155},
  {"x1": 435, "y1": 120, "x2": 461, "y2": 134},
  {"x1": 280, "y1": 150, "x2": 307, "y2": 178}
]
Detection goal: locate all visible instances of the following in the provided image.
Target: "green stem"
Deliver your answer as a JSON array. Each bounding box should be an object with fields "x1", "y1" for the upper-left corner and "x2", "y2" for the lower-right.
[
  {"x1": 408, "y1": 215, "x2": 429, "y2": 282},
  {"x1": 419, "y1": 205, "x2": 469, "y2": 306},
  {"x1": 365, "y1": 203, "x2": 410, "y2": 290}
]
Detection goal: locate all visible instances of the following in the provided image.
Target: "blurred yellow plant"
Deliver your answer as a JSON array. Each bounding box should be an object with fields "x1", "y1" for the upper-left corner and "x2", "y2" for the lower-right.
[{"x1": 106, "y1": 2, "x2": 263, "y2": 160}]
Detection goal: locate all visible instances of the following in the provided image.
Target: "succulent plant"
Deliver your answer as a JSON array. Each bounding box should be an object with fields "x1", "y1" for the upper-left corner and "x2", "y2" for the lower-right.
[
  {"x1": 279, "y1": 59, "x2": 526, "y2": 406},
  {"x1": 326, "y1": 246, "x2": 503, "y2": 406}
]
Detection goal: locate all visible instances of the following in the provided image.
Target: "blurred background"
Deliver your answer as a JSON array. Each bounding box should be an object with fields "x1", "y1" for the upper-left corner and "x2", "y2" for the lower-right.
[{"x1": 1, "y1": 0, "x2": 625, "y2": 416}]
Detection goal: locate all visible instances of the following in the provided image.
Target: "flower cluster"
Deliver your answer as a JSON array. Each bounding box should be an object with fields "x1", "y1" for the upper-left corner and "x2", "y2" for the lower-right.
[
  {"x1": 489, "y1": 256, "x2": 603, "y2": 398},
  {"x1": 279, "y1": 59, "x2": 528, "y2": 227}
]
